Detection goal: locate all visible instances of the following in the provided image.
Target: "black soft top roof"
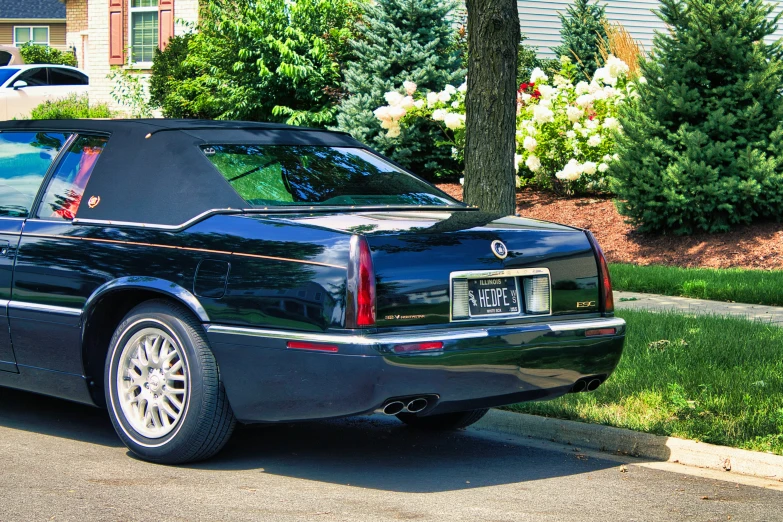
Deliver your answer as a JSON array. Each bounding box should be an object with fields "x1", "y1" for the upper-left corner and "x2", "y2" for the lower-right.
[{"x1": 0, "y1": 119, "x2": 366, "y2": 227}]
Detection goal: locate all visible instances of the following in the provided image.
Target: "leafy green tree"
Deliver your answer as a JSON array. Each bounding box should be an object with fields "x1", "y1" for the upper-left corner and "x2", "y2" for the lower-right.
[
  {"x1": 336, "y1": 0, "x2": 464, "y2": 180},
  {"x1": 552, "y1": 0, "x2": 608, "y2": 83},
  {"x1": 611, "y1": 0, "x2": 783, "y2": 235},
  {"x1": 19, "y1": 43, "x2": 77, "y2": 67},
  {"x1": 150, "y1": 0, "x2": 361, "y2": 126}
]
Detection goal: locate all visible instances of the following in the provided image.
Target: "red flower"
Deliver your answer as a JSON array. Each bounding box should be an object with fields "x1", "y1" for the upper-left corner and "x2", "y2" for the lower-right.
[{"x1": 532, "y1": 90, "x2": 541, "y2": 99}]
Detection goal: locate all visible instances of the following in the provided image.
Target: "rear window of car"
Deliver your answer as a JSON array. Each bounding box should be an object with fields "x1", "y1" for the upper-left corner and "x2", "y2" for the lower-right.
[{"x1": 202, "y1": 145, "x2": 460, "y2": 208}]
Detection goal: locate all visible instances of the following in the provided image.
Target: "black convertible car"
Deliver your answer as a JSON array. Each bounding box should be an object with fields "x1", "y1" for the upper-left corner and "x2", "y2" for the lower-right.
[{"x1": 0, "y1": 119, "x2": 624, "y2": 463}]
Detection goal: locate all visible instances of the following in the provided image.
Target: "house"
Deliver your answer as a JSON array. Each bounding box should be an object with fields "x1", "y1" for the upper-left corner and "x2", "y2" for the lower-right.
[
  {"x1": 60, "y1": 0, "x2": 198, "y2": 110},
  {"x1": 0, "y1": 0, "x2": 67, "y2": 51},
  {"x1": 516, "y1": 0, "x2": 783, "y2": 58}
]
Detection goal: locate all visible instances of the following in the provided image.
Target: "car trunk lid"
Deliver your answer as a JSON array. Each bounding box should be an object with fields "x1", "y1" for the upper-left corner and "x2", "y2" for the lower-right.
[{"x1": 271, "y1": 209, "x2": 602, "y2": 328}]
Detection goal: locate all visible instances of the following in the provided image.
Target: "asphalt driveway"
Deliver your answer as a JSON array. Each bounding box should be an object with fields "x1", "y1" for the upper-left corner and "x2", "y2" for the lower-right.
[{"x1": 0, "y1": 387, "x2": 780, "y2": 522}]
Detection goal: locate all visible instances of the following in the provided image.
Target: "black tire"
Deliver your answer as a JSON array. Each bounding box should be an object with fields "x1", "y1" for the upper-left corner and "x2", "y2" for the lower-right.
[
  {"x1": 396, "y1": 408, "x2": 489, "y2": 430},
  {"x1": 105, "y1": 299, "x2": 235, "y2": 464}
]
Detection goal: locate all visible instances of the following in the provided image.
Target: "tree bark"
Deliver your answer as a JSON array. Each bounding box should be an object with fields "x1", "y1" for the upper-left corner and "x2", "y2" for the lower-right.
[{"x1": 464, "y1": 0, "x2": 519, "y2": 215}]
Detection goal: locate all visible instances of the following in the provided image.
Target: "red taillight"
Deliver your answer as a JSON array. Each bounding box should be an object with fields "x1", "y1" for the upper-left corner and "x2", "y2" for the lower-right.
[
  {"x1": 347, "y1": 235, "x2": 376, "y2": 328},
  {"x1": 393, "y1": 341, "x2": 443, "y2": 354},
  {"x1": 357, "y1": 237, "x2": 376, "y2": 326},
  {"x1": 586, "y1": 231, "x2": 614, "y2": 314}
]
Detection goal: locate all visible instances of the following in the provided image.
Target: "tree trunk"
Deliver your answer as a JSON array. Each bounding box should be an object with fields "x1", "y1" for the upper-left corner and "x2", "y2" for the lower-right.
[{"x1": 464, "y1": 0, "x2": 519, "y2": 215}]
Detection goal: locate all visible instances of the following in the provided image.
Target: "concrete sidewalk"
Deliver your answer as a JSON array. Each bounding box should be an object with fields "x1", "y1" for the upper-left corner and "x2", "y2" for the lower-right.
[{"x1": 614, "y1": 290, "x2": 783, "y2": 326}]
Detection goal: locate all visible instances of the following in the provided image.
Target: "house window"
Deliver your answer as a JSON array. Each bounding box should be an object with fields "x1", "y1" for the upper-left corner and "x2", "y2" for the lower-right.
[
  {"x1": 13, "y1": 27, "x2": 50, "y2": 47},
  {"x1": 129, "y1": 0, "x2": 159, "y2": 64}
]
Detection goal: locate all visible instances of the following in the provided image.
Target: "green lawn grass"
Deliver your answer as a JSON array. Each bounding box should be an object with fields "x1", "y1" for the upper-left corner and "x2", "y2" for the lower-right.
[
  {"x1": 609, "y1": 263, "x2": 783, "y2": 306},
  {"x1": 509, "y1": 310, "x2": 783, "y2": 455}
]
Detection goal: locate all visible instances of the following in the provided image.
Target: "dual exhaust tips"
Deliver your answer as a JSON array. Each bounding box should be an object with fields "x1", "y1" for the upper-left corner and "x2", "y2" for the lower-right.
[
  {"x1": 570, "y1": 376, "x2": 605, "y2": 393},
  {"x1": 381, "y1": 397, "x2": 429, "y2": 415}
]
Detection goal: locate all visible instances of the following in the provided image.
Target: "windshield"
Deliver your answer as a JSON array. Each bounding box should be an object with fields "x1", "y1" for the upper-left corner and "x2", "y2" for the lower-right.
[
  {"x1": 202, "y1": 145, "x2": 461, "y2": 208},
  {"x1": 0, "y1": 68, "x2": 19, "y2": 86}
]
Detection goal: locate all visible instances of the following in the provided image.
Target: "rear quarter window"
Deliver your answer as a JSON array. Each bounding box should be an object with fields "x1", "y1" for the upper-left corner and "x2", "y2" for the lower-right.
[{"x1": 37, "y1": 136, "x2": 108, "y2": 221}]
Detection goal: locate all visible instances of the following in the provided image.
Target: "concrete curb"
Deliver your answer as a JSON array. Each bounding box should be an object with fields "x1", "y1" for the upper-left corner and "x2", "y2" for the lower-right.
[{"x1": 475, "y1": 410, "x2": 783, "y2": 481}]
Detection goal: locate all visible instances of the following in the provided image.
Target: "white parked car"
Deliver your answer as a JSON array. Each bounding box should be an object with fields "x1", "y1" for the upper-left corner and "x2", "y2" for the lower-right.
[{"x1": 0, "y1": 65, "x2": 89, "y2": 121}]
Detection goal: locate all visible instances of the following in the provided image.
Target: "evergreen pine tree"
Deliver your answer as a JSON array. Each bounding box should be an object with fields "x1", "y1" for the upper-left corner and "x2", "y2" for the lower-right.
[
  {"x1": 336, "y1": 0, "x2": 464, "y2": 179},
  {"x1": 611, "y1": 0, "x2": 783, "y2": 235},
  {"x1": 552, "y1": 0, "x2": 608, "y2": 83}
]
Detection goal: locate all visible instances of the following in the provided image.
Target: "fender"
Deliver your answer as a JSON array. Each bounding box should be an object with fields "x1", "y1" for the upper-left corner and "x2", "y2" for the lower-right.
[{"x1": 82, "y1": 276, "x2": 211, "y2": 328}]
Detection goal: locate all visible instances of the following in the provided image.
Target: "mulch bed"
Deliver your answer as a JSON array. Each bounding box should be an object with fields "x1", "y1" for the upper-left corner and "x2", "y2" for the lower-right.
[{"x1": 436, "y1": 183, "x2": 783, "y2": 270}]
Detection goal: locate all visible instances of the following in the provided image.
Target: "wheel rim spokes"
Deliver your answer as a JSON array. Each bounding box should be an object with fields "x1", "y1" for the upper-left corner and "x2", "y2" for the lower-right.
[{"x1": 116, "y1": 327, "x2": 188, "y2": 439}]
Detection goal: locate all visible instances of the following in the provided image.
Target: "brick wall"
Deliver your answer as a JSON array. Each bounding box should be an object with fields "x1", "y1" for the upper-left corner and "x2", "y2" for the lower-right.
[{"x1": 66, "y1": 0, "x2": 88, "y2": 67}]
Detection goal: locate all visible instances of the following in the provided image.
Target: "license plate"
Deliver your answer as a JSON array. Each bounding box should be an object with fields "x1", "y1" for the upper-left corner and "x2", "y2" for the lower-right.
[{"x1": 467, "y1": 277, "x2": 519, "y2": 317}]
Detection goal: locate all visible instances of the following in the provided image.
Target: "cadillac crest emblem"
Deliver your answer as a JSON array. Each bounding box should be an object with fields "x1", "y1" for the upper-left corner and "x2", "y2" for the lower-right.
[{"x1": 491, "y1": 240, "x2": 508, "y2": 260}]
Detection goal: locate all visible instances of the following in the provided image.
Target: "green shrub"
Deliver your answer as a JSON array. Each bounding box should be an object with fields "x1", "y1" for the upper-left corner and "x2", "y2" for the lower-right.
[
  {"x1": 552, "y1": 0, "x2": 608, "y2": 83},
  {"x1": 19, "y1": 43, "x2": 78, "y2": 67},
  {"x1": 149, "y1": 34, "x2": 197, "y2": 118},
  {"x1": 517, "y1": 42, "x2": 559, "y2": 88},
  {"x1": 611, "y1": 0, "x2": 783, "y2": 235},
  {"x1": 108, "y1": 68, "x2": 153, "y2": 118},
  {"x1": 28, "y1": 95, "x2": 114, "y2": 120}
]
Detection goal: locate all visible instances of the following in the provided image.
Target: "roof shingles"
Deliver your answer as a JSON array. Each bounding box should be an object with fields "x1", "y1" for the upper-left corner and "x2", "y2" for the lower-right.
[{"x1": 0, "y1": 0, "x2": 66, "y2": 20}]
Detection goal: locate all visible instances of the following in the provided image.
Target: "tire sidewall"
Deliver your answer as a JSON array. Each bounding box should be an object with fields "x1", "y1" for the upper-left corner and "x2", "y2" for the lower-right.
[{"x1": 105, "y1": 308, "x2": 207, "y2": 460}]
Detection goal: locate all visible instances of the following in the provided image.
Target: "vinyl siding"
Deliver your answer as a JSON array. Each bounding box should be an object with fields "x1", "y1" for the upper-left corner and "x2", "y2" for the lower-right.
[
  {"x1": 0, "y1": 21, "x2": 67, "y2": 50},
  {"x1": 517, "y1": 0, "x2": 783, "y2": 58},
  {"x1": 0, "y1": 23, "x2": 11, "y2": 45}
]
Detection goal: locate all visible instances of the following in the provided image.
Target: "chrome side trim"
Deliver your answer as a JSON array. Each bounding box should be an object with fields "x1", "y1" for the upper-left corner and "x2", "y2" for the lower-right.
[
  {"x1": 71, "y1": 206, "x2": 472, "y2": 231},
  {"x1": 548, "y1": 317, "x2": 626, "y2": 332},
  {"x1": 8, "y1": 301, "x2": 82, "y2": 317},
  {"x1": 207, "y1": 317, "x2": 625, "y2": 346},
  {"x1": 72, "y1": 208, "x2": 244, "y2": 232},
  {"x1": 206, "y1": 325, "x2": 489, "y2": 346},
  {"x1": 0, "y1": 299, "x2": 9, "y2": 308}
]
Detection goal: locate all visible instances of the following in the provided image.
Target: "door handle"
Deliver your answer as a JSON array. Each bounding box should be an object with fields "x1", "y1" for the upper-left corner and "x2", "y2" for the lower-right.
[{"x1": 0, "y1": 240, "x2": 9, "y2": 257}]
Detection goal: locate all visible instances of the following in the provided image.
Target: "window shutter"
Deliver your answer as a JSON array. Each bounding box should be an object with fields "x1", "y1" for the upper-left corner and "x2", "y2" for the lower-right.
[
  {"x1": 108, "y1": 0, "x2": 124, "y2": 65},
  {"x1": 159, "y1": 0, "x2": 175, "y2": 50}
]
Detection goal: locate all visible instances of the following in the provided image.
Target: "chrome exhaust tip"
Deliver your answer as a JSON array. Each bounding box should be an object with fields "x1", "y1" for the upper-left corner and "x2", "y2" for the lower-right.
[
  {"x1": 382, "y1": 401, "x2": 405, "y2": 415},
  {"x1": 587, "y1": 379, "x2": 602, "y2": 392},
  {"x1": 572, "y1": 380, "x2": 587, "y2": 393},
  {"x1": 406, "y1": 398, "x2": 428, "y2": 413}
]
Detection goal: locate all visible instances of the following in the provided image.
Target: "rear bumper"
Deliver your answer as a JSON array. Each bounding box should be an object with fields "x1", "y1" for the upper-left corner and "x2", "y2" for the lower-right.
[{"x1": 205, "y1": 317, "x2": 626, "y2": 423}]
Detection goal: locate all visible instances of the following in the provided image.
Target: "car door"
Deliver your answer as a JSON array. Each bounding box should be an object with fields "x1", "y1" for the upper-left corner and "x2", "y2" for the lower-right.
[
  {"x1": 0, "y1": 130, "x2": 72, "y2": 373},
  {"x1": 47, "y1": 67, "x2": 89, "y2": 101},
  {"x1": 11, "y1": 134, "x2": 108, "y2": 376},
  {"x1": 7, "y1": 67, "x2": 50, "y2": 120}
]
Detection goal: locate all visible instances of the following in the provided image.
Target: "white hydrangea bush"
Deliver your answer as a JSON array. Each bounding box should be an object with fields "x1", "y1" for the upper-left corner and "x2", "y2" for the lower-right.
[
  {"x1": 372, "y1": 55, "x2": 640, "y2": 195},
  {"x1": 373, "y1": 80, "x2": 467, "y2": 162},
  {"x1": 517, "y1": 55, "x2": 639, "y2": 194}
]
